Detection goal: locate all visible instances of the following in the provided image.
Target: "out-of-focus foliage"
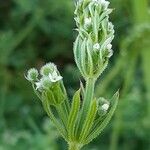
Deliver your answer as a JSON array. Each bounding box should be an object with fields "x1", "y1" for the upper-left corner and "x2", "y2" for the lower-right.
[
  {"x1": 0, "y1": 119, "x2": 59, "y2": 150},
  {"x1": 0, "y1": 0, "x2": 150, "y2": 150}
]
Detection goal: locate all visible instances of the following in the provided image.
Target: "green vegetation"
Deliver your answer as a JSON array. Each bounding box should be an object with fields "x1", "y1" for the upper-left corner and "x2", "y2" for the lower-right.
[{"x1": 0, "y1": 0, "x2": 150, "y2": 149}]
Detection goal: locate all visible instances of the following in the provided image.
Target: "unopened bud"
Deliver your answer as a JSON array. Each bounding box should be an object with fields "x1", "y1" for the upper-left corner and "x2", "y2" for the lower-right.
[
  {"x1": 101, "y1": 103, "x2": 110, "y2": 111},
  {"x1": 26, "y1": 68, "x2": 38, "y2": 82},
  {"x1": 107, "y1": 44, "x2": 112, "y2": 49},
  {"x1": 85, "y1": 17, "x2": 92, "y2": 27},
  {"x1": 97, "y1": 97, "x2": 110, "y2": 116}
]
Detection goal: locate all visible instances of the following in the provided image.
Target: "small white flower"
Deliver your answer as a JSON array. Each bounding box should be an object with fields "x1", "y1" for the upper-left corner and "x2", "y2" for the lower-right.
[
  {"x1": 93, "y1": 43, "x2": 100, "y2": 50},
  {"x1": 84, "y1": 17, "x2": 92, "y2": 27},
  {"x1": 35, "y1": 77, "x2": 52, "y2": 90},
  {"x1": 35, "y1": 81, "x2": 42, "y2": 90},
  {"x1": 49, "y1": 71, "x2": 63, "y2": 83},
  {"x1": 102, "y1": 103, "x2": 109, "y2": 111}
]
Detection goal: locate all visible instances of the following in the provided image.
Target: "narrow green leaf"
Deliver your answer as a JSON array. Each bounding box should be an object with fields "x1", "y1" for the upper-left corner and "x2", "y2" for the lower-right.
[
  {"x1": 79, "y1": 98, "x2": 97, "y2": 142},
  {"x1": 42, "y1": 95, "x2": 67, "y2": 140},
  {"x1": 84, "y1": 91, "x2": 119, "y2": 145},
  {"x1": 55, "y1": 103, "x2": 68, "y2": 131},
  {"x1": 88, "y1": 3, "x2": 94, "y2": 18},
  {"x1": 67, "y1": 89, "x2": 81, "y2": 141},
  {"x1": 99, "y1": 9, "x2": 113, "y2": 22},
  {"x1": 76, "y1": 78, "x2": 95, "y2": 137},
  {"x1": 73, "y1": 36, "x2": 83, "y2": 75},
  {"x1": 73, "y1": 36, "x2": 85, "y2": 77},
  {"x1": 80, "y1": 80, "x2": 85, "y2": 96},
  {"x1": 32, "y1": 85, "x2": 41, "y2": 100},
  {"x1": 87, "y1": 36, "x2": 94, "y2": 75},
  {"x1": 81, "y1": 39, "x2": 88, "y2": 76},
  {"x1": 93, "y1": 9, "x2": 99, "y2": 41},
  {"x1": 42, "y1": 90, "x2": 56, "y2": 106},
  {"x1": 52, "y1": 83, "x2": 65, "y2": 104}
]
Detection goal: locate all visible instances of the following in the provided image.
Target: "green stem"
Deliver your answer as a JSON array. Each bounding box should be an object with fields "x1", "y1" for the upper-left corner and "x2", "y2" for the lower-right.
[
  {"x1": 82, "y1": 78, "x2": 95, "y2": 114},
  {"x1": 76, "y1": 78, "x2": 95, "y2": 135},
  {"x1": 68, "y1": 142, "x2": 82, "y2": 150}
]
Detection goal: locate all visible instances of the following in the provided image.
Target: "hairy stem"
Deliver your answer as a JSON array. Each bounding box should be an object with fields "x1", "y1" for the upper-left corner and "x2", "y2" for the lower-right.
[
  {"x1": 76, "y1": 78, "x2": 95, "y2": 135},
  {"x1": 82, "y1": 78, "x2": 95, "y2": 114}
]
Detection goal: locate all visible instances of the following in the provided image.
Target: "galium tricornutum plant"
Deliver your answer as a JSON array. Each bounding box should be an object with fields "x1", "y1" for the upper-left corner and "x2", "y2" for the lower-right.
[{"x1": 25, "y1": 0, "x2": 118, "y2": 149}]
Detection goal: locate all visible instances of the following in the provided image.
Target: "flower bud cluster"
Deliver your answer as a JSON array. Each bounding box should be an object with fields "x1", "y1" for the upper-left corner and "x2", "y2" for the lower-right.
[
  {"x1": 26, "y1": 62, "x2": 65, "y2": 105},
  {"x1": 74, "y1": 0, "x2": 115, "y2": 79}
]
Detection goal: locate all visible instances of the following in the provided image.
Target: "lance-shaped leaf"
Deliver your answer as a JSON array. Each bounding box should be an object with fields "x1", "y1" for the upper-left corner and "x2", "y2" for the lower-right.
[
  {"x1": 42, "y1": 94, "x2": 67, "y2": 140},
  {"x1": 67, "y1": 89, "x2": 81, "y2": 141},
  {"x1": 84, "y1": 91, "x2": 119, "y2": 145},
  {"x1": 81, "y1": 39, "x2": 88, "y2": 76},
  {"x1": 74, "y1": 36, "x2": 85, "y2": 77},
  {"x1": 42, "y1": 90, "x2": 56, "y2": 106},
  {"x1": 93, "y1": 9, "x2": 99, "y2": 41},
  {"x1": 99, "y1": 9, "x2": 113, "y2": 22},
  {"x1": 79, "y1": 98, "x2": 97, "y2": 143},
  {"x1": 87, "y1": 36, "x2": 94, "y2": 75}
]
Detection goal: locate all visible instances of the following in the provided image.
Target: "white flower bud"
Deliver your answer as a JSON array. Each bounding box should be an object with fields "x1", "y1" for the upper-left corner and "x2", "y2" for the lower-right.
[
  {"x1": 40, "y1": 63, "x2": 57, "y2": 76},
  {"x1": 108, "y1": 22, "x2": 114, "y2": 30},
  {"x1": 26, "y1": 68, "x2": 38, "y2": 82},
  {"x1": 101, "y1": 0, "x2": 110, "y2": 10},
  {"x1": 107, "y1": 49, "x2": 113, "y2": 58},
  {"x1": 84, "y1": 17, "x2": 92, "y2": 27},
  {"x1": 92, "y1": 0, "x2": 110, "y2": 9},
  {"x1": 101, "y1": 103, "x2": 110, "y2": 111},
  {"x1": 93, "y1": 43, "x2": 100, "y2": 50},
  {"x1": 49, "y1": 71, "x2": 63, "y2": 82},
  {"x1": 107, "y1": 44, "x2": 112, "y2": 50},
  {"x1": 106, "y1": 44, "x2": 113, "y2": 58},
  {"x1": 97, "y1": 97, "x2": 110, "y2": 116}
]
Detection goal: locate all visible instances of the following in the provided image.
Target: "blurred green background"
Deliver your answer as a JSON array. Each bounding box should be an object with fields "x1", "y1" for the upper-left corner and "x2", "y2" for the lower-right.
[{"x1": 0, "y1": 0, "x2": 150, "y2": 149}]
